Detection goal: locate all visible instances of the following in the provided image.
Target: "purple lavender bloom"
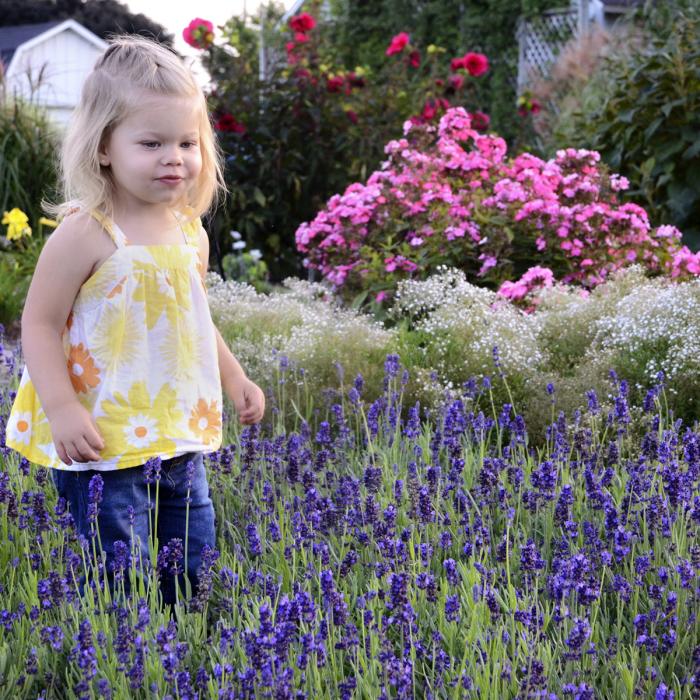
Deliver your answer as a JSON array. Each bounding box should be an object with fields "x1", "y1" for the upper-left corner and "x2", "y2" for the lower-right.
[
  {"x1": 246, "y1": 523, "x2": 262, "y2": 557},
  {"x1": 143, "y1": 456, "x2": 162, "y2": 484},
  {"x1": 565, "y1": 618, "x2": 591, "y2": 655},
  {"x1": 562, "y1": 682, "x2": 595, "y2": 699},
  {"x1": 443, "y1": 559, "x2": 461, "y2": 586},
  {"x1": 656, "y1": 683, "x2": 675, "y2": 700},
  {"x1": 403, "y1": 403, "x2": 421, "y2": 439},
  {"x1": 418, "y1": 487, "x2": 435, "y2": 524},
  {"x1": 363, "y1": 466, "x2": 382, "y2": 494},
  {"x1": 676, "y1": 559, "x2": 695, "y2": 589},
  {"x1": 520, "y1": 539, "x2": 545, "y2": 573},
  {"x1": 40, "y1": 625, "x2": 65, "y2": 651},
  {"x1": 445, "y1": 594, "x2": 460, "y2": 622},
  {"x1": 394, "y1": 479, "x2": 403, "y2": 504},
  {"x1": 71, "y1": 619, "x2": 97, "y2": 694},
  {"x1": 158, "y1": 538, "x2": 184, "y2": 577},
  {"x1": 86, "y1": 474, "x2": 103, "y2": 536},
  {"x1": 338, "y1": 676, "x2": 357, "y2": 700},
  {"x1": 110, "y1": 540, "x2": 129, "y2": 582},
  {"x1": 384, "y1": 354, "x2": 401, "y2": 380}
]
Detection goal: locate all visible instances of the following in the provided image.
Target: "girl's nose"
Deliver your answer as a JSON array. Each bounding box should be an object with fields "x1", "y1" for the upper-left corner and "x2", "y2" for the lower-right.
[{"x1": 162, "y1": 148, "x2": 183, "y2": 165}]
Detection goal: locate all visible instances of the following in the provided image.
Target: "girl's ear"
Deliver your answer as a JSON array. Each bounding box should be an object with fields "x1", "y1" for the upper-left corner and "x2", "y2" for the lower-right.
[{"x1": 98, "y1": 137, "x2": 111, "y2": 166}]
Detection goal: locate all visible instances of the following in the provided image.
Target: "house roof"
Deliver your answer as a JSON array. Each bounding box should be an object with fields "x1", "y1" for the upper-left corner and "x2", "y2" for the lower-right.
[{"x1": 0, "y1": 21, "x2": 62, "y2": 66}]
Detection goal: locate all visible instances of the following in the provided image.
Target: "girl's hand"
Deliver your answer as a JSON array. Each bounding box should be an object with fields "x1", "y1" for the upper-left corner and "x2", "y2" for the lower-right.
[
  {"x1": 48, "y1": 401, "x2": 105, "y2": 465},
  {"x1": 225, "y1": 377, "x2": 265, "y2": 425}
]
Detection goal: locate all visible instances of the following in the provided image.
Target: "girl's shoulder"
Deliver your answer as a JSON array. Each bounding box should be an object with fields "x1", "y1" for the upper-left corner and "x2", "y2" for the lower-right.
[{"x1": 44, "y1": 210, "x2": 118, "y2": 281}]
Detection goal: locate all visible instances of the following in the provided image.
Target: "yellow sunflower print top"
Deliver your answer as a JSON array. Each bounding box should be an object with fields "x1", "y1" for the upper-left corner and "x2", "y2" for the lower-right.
[{"x1": 6, "y1": 211, "x2": 223, "y2": 470}]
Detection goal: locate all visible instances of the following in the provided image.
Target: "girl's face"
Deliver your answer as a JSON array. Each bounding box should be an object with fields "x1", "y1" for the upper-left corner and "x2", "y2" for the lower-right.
[{"x1": 99, "y1": 92, "x2": 203, "y2": 215}]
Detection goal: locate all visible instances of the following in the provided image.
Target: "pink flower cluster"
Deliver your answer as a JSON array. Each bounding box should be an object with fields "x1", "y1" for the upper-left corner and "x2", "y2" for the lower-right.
[
  {"x1": 498, "y1": 266, "x2": 555, "y2": 302},
  {"x1": 295, "y1": 107, "x2": 693, "y2": 299}
]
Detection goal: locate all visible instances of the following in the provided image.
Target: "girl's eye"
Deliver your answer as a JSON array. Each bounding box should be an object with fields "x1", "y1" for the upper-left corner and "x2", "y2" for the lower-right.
[
  {"x1": 142, "y1": 141, "x2": 160, "y2": 148},
  {"x1": 181, "y1": 141, "x2": 198, "y2": 149}
]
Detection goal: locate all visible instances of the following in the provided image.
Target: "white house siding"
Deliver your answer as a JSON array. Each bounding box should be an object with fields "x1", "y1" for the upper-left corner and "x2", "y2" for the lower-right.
[{"x1": 5, "y1": 24, "x2": 106, "y2": 129}]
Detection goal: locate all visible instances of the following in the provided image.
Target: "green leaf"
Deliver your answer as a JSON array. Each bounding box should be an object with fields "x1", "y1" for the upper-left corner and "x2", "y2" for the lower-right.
[
  {"x1": 253, "y1": 187, "x2": 266, "y2": 207},
  {"x1": 644, "y1": 117, "x2": 663, "y2": 141},
  {"x1": 682, "y1": 138, "x2": 700, "y2": 160},
  {"x1": 350, "y1": 289, "x2": 369, "y2": 310}
]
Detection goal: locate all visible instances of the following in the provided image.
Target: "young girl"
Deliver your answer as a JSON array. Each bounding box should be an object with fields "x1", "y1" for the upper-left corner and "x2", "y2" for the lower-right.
[{"x1": 6, "y1": 35, "x2": 265, "y2": 605}]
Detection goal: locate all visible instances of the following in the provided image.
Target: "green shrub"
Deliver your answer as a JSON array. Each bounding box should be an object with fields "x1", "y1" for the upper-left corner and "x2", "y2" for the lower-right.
[
  {"x1": 207, "y1": 265, "x2": 700, "y2": 436},
  {"x1": 207, "y1": 274, "x2": 395, "y2": 429},
  {"x1": 537, "y1": 2, "x2": 700, "y2": 246}
]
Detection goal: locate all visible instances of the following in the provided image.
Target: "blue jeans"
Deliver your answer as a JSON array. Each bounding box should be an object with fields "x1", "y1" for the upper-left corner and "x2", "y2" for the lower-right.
[{"x1": 51, "y1": 452, "x2": 216, "y2": 607}]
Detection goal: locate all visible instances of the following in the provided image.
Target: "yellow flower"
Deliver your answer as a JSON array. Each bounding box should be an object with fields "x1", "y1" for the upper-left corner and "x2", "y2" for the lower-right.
[
  {"x1": 2, "y1": 208, "x2": 32, "y2": 240},
  {"x1": 39, "y1": 216, "x2": 58, "y2": 228},
  {"x1": 97, "y1": 380, "x2": 185, "y2": 465}
]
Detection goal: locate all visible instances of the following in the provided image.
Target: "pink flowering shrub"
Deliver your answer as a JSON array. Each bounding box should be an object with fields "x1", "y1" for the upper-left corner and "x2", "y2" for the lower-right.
[{"x1": 296, "y1": 107, "x2": 698, "y2": 305}]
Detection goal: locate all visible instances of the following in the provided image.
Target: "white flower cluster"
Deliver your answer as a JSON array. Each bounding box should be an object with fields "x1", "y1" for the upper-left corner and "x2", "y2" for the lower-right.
[
  {"x1": 206, "y1": 273, "x2": 395, "y2": 390},
  {"x1": 393, "y1": 267, "x2": 542, "y2": 380},
  {"x1": 591, "y1": 273, "x2": 700, "y2": 383}
]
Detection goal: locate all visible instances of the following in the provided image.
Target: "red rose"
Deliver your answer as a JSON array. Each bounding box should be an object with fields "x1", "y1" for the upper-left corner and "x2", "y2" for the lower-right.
[
  {"x1": 286, "y1": 41, "x2": 299, "y2": 65},
  {"x1": 449, "y1": 74, "x2": 464, "y2": 90},
  {"x1": 183, "y1": 18, "x2": 214, "y2": 50},
  {"x1": 347, "y1": 72, "x2": 366, "y2": 88},
  {"x1": 386, "y1": 32, "x2": 410, "y2": 56},
  {"x1": 408, "y1": 49, "x2": 421, "y2": 68},
  {"x1": 215, "y1": 114, "x2": 246, "y2": 134},
  {"x1": 294, "y1": 32, "x2": 309, "y2": 43},
  {"x1": 450, "y1": 56, "x2": 466, "y2": 72},
  {"x1": 420, "y1": 98, "x2": 449, "y2": 122},
  {"x1": 471, "y1": 111, "x2": 490, "y2": 131},
  {"x1": 289, "y1": 12, "x2": 316, "y2": 33},
  {"x1": 345, "y1": 109, "x2": 358, "y2": 124},
  {"x1": 463, "y1": 52, "x2": 489, "y2": 77},
  {"x1": 530, "y1": 99, "x2": 542, "y2": 114},
  {"x1": 326, "y1": 76, "x2": 344, "y2": 93}
]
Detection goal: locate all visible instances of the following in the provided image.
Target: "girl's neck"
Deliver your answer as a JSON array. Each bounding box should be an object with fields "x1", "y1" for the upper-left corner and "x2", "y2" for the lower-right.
[{"x1": 109, "y1": 204, "x2": 184, "y2": 245}]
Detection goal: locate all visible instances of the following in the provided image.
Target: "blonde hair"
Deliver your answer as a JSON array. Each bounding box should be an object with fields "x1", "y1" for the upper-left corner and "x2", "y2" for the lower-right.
[{"x1": 50, "y1": 35, "x2": 225, "y2": 221}]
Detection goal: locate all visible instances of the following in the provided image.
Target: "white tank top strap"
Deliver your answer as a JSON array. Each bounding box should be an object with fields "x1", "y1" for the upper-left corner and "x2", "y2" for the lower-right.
[{"x1": 89, "y1": 210, "x2": 129, "y2": 249}]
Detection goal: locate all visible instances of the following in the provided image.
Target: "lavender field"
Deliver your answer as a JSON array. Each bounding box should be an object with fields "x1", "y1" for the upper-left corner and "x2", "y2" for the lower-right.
[{"x1": 1, "y1": 349, "x2": 699, "y2": 699}]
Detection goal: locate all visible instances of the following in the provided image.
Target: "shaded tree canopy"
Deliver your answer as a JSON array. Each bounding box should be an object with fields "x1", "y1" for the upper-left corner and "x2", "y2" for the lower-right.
[{"x1": 0, "y1": 0, "x2": 173, "y2": 45}]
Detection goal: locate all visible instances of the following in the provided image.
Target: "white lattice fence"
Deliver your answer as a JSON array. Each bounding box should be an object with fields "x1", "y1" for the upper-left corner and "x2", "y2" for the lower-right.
[{"x1": 517, "y1": 7, "x2": 579, "y2": 90}]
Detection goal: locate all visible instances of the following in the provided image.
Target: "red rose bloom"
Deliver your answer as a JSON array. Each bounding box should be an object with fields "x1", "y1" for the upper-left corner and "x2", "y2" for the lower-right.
[
  {"x1": 408, "y1": 49, "x2": 421, "y2": 68},
  {"x1": 289, "y1": 12, "x2": 316, "y2": 33},
  {"x1": 286, "y1": 41, "x2": 299, "y2": 65},
  {"x1": 215, "y1": 114, "x2": 246, "y2": 134},
  {"x1": 463, "y1": 52, "x2": 489, "y2": 77},
  {"x1": 471, "y1": 111, "x2": 490, "y2": 131},
  {"x1": 386, "y1": 32, "x2": 410, "y2": 56},
  {"x1": 347, "y1": 72, "x2": 366, "y2": 89},
  {"x1": 420, "y1": 98, "x2": 450, "y2": 122},
  {"x1": 450, "y1": 56, "x2": 466, "y2": 72},
  {"x1": 183, "y1": 18, "x2": 214, "y2": 49},
  {"x1": 345, "y1": 109, "x2": 358, "y2": 124},
  {"x1": 326, "y1": 76, "x2": 344, "y2": 93},
  {"x1": 294, "y1": 32, "x2": 309, "y2": 43},
  {"x1": 449, "y1": 74, "x2": 464, "y2": 90}
]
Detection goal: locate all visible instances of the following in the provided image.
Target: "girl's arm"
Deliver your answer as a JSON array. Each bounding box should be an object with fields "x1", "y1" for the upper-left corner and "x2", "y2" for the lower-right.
[
  {"x1": 21, "y1": 212, "x2": 109, "y2": 463},
  {"x1": 197, "y1": 225, "x2": 265, "y2": 425}
]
